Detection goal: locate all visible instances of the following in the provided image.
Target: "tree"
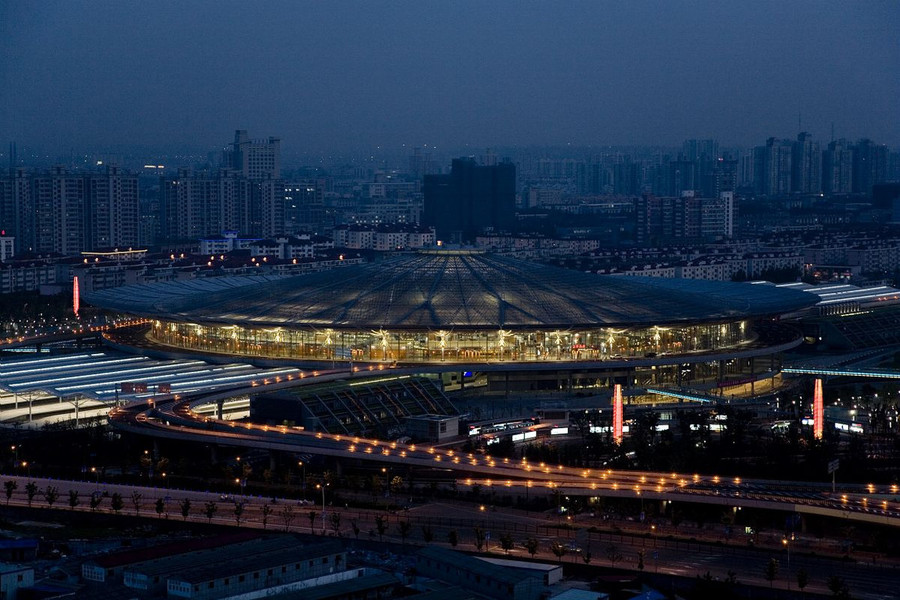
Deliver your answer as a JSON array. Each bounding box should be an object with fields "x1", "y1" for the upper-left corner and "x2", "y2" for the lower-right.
[
  {"x1": 43, "y1": 485, "x2": 59, "y2": 508},
  {"x1": 261, "y1": 503, "x2": 273, "y2": 529},
  {"x1": 180, "y1": 498, "x2": 192, "y2": 521},
  {"x1": 156, "y1": 457, "x2": 170, "y2": 477},
  {"x1": 155, "y1": 498, "x2": 167, "y2": 518},
  {"x1": 447, "y1": 529, "x2": 458, "y2": 547},
  {"x1": 637, "y1": 550, "x2": 645, "y2": 572},
  {"x1": 500, "y1": 532, "x2": 514, "y2": 555},
  {"x1": 130, "y1": 491, "x2": 143, "y2": 515},
  {"x1": 4, "y1": 480, "x2": 17, "y2": 505},
  {"x1": 581, "y1": 549, "x2": 592, "y2": 565},
  {"x1": 330, "y1": 511, "x2": 342, "y2": 536},
  {"x1": 550, "y1": 541, "x2": 567, "y2": 563},
  {"x1": 375, "y1": 514, "x2": 388, "y2": 541},
  {"x1": 67, "y1": 489, "x2": 79, "y2": 509},
  {"x1": 110, "y1": 492, "x2": 124, "y2": 514},
  {"x1": 350, "y1": 518, "x2": 361, "y2": 539},
  {"x1": 797, "y1": 568, "x2": 809, "y2": 595},
  {"x1": 827, "y1": 575, "x2": 850, "y2": 599},
  {"x1": 606, "y1": 544, "x2": 623, "y2": 567},
  {"x1": 204, "y1": 501, "x2": 218, "y2": 523},
  {"x1": 369, "y1": 474, "x2": 384, "y2": 497},
  {"x1": 524, "y1": 537, "x2": 539, "y2": 558},
  {"x1": 233, "y1": 501, "x2": 245, "y2": 526},
  {"x1": 421, "y1": 524, "x2": 434, "y2": 543},
  {"x1": 764, "y1": 558, "x2": 779, "y2": 587},
  {"x1": 398, "y1": 520, "x2": 411, "y2": 545},
  {"x1": 308, "y1": 510, "x2": 318, "y2": 533},
  {"x1": 280, "y1": 504, "x2": 295, "y2": 531},
  {"x1": 89, "y1": 493, "x2": 103, "y2": 512},
  {"x1": 24, "y1": 481, "x2": 39, "y2": 507},
  {"x1": 473, "y1": 527, "x2": 486, "y2": 552}
]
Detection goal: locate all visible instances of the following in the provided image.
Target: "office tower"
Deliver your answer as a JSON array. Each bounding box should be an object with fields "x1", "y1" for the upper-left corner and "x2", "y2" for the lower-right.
[
  {"x1": 791, "y1": 132, "x2": 822, "y2": 194},
  {"x1": 225, "y1": 130, "x2": 281, "y2": 179},
  {"x1": 822, "y1": 139, "x2": 853, "y2": 195},
  {"x1": 423, "y1": 157, "x2": 516, "y2": 243}
]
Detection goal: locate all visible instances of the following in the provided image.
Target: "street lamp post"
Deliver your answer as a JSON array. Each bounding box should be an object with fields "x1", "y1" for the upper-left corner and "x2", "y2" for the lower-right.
[
  {"x1": 783, "y1": 534, "x2": 793, "y2": 570},
  {"x1": 298, "y1": 461, "x2": 306, "y2": 490},
  {"x1": 316, "y1": 483, "x2": 329, "y2": 534}
]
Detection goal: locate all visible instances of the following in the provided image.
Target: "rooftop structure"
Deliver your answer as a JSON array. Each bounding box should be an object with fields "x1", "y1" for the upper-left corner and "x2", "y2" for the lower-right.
[{"x1": 86, "y1": 250, "x2": 815, "y2": 365}]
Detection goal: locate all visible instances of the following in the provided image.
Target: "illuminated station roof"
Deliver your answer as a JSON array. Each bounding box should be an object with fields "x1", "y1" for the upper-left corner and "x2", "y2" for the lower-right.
[{"x1": 86, "y1": 250, "x2": 816, "y2": 330}]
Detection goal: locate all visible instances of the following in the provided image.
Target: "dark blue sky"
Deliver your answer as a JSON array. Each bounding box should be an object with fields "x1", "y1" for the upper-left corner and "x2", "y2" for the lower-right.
[{"x1": 2, "y1": 1, "x2": 898, "y2": 154}]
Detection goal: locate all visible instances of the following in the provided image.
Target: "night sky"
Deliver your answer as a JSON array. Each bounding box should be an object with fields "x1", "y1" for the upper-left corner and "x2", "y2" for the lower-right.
[{"x1": 1, "y1": 1, "x2": 898, "y2": 154}]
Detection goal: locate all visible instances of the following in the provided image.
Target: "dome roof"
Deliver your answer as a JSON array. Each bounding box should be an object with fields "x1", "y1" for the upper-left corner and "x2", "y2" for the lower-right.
[{"x1": 86, "y1": 251, "x2": 816, "y2": 330}]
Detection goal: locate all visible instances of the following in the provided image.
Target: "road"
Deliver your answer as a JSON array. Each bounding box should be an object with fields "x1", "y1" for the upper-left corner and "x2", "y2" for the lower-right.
[
  {"x1": 108, "y1": 386, "x2": 900, "y2": 528},
  {"x1": 1, "y1": 474, "x2": 897, "y2": 600}
]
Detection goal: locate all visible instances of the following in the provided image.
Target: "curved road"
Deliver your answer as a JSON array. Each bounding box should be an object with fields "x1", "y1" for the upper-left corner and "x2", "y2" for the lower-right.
[{"x1": 107, "y1": 375, "x2": 900, "y2": 528}]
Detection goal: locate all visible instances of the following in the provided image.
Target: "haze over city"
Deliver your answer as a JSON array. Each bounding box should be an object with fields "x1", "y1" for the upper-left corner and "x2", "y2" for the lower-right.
[
  {"x1": 4, "y1": 4, "x2": 900, "y2": 600},
  {"x1": 2, "y1": 1, "x2": 899, "y2": 156}
]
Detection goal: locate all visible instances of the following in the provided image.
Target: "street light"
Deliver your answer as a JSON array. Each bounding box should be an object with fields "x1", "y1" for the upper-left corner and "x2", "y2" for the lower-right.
[
  {"x1": 316, "y1": 483, "x2": 329, "y2": 534},
  {"x1": 783, "y1": 533, "x2": 794, "y2": 570},
  {"x1": 382, "y1": 467, "x2": 390, "y2": 497},
  {"x1": 298, "y1": 461, "x2": 306, "y2": 490}
]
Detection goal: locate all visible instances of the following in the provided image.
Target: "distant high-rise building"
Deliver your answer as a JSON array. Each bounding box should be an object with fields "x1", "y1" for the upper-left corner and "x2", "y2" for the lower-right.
[
  {"x1": 408, "y1": 147, "x2": 437, "y2": 180},
  {"x1": 0, "y1": 168, "x2": 31, "y2": 254},
  {"x1": 423, "y1": 157, "x2": 515, "y2": 243},
  {"x1": 667, "y1": 159, "x2": 697, "y2": 197},
  {"x1": 636, "y1": 191, "x2": 732, "y2": 245},
  {"x1": 159, "y1": 167, "x2": 285, "y2": 242},
  {"x1": 713, "y1": 155, "x2": 738, "y2": 196},
  {"x1": 0, "y1": 166, "x2": 139, "y2": 255},
  {"x1": 754, "y1": 138, "x2": 793, "y2": 196},
  {"x1": 791, "y1": 132, "x2": 822, "y2": 194},
  {"x1": 852, "y1": 139, "x2": 888, "y2": 196},
  {"x1": 84, "y1": 165, "x2": 140, "y2": 250},
  {"x1": 225, "y1": 130, "x2": 281, "y2": 179},
  {"x1": 822, "y1": 139, "x2": 853, "y2": 195},
  {"x1": 284, "y1": 179, "x2": 326, "y2": 233},
  {"x1": 682, "y1": 139, "x2": 719, "y2": 163}
]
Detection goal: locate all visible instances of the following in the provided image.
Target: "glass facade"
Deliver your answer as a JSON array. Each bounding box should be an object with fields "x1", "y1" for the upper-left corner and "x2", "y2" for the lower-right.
[{"x1": 148, "y1": 319, "x2": 751, "y2": 363}]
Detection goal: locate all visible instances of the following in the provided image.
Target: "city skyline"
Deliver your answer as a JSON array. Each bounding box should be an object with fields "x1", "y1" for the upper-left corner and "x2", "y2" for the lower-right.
[{"x1": 2, "y1": 1, "x2": 898, "y2": 154}]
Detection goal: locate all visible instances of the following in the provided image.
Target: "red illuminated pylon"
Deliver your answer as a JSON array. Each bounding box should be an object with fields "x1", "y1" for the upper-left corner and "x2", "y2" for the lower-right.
[
  {"x1": 613, "y1": 383, "x2": 623, "y2": 444},
  {"x1": 73, "y1": 276, "x2": 80, "y2": 318},
  {"x1": 813, "y1": 378, "x2": 824, "y2": 440}
]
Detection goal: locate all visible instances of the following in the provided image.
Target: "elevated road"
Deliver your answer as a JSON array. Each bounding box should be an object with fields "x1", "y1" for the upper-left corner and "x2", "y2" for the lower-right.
[{"x1": 108, "y1": 372, "x2": 900, "y2": 528}]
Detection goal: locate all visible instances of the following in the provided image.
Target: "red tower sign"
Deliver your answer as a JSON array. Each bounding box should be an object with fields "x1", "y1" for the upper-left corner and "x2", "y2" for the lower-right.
[
  {"x1": 813, "y1": 378, "x2": 824, "y2": 440},
  {"x1": 613, "y1": 383, "x2": 624, "y2": 444},
  {"x1": 73, "y1": 276, "x2": 80, "y2": 317}
]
